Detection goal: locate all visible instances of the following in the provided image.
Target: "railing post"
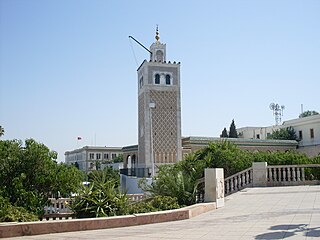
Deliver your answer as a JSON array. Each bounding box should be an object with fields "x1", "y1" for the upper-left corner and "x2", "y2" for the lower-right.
[
  {"x1": 297, "y1": 168, "x2": 301, "y2": 181},
  {"x1": 252, "y1": 162, "x2": 268, "y2": 187},
  {"x1": 301, "y1": 168, "x2": 305, "y2": 181},
  {"x1": 292, "y1": 167, "x2": 296, "y2": 181},
  {"x1": 204, "y1": 168, "x2": 224, "y2": 208}
]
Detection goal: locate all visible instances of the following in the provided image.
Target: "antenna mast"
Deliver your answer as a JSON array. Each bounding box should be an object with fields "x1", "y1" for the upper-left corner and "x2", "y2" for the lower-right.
[{"x1": 269, "y1": 103, "x2": 285, "y2": 125}]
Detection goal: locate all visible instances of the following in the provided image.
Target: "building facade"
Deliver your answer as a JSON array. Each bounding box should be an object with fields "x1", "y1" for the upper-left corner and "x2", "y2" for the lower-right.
[
  {"x1": 65, "y1": 146, "x2": 122, "y2": 173},
  {"x1": 237, "y1": 114, "x2": 320, "y2": 156}
]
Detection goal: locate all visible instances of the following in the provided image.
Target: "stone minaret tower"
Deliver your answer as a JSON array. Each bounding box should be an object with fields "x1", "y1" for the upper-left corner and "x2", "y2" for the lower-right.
[{"x1": 137, "y1": 28, "x2": 182, "y2": 175}]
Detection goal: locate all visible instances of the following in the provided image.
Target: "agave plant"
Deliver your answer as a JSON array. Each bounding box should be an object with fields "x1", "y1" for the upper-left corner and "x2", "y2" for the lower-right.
[{"x1": 71, "y1": 171, "x2": 128, "y2": 218}]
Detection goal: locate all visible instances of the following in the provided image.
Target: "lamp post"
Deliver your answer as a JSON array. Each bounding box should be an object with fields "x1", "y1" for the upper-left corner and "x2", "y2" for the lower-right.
[{"x1": 149, "y1": 102, "x2": 156, "y2": 177}]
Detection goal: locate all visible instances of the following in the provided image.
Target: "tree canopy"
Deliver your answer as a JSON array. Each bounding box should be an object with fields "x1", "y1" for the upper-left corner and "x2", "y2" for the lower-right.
[
  {"x1": 267, "y1": 127, "x2": 297, "y2": 140},
  {"x1": 0, "y1": 139, "x2": 84, "y2": 216},
  {"x1": 228, "y1": 119, "x2": 238, "y2": 138},
  {"x1": 220, "y1": 120, "x2": 238, "y2": 138},
  {"x1": 220, "y1": 128, "x2": 228, "y2": 138},
  {"x1": 299, "y1": 110, "x2": 319, "y2": 118}
]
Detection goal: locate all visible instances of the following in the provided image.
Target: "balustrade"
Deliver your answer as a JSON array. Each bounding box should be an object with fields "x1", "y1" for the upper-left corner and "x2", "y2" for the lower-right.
[
  {"x1": 224, "y1": 168, "x2": 253, "y2": 195},
  {"x1": 267, "y1": 164, "x2": 319, "y2": 185}
]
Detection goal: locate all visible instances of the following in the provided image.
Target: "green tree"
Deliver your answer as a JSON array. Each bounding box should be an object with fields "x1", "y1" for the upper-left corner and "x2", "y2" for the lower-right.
[
  {"x1": 0, "y1": 139, "x2": 83, "y2": 216},
  {"x1": 267, "y1": 127, "x2": 297, "y2": 140},
  {"x1": 228, "y1": 119, "x2": 238, "y2": 138},
  {"x1": 112, "y1": 154, "x2": 123, "y2": 163},
  {"x1": 0, "y1": 126, "x2": 4, "y2": 137},
  {"x1": 299, "y1": 110, "x2": 319, "y2": 118},
  {"x1": 220, "y1": 128, "x2": 228, "y2": 138}
]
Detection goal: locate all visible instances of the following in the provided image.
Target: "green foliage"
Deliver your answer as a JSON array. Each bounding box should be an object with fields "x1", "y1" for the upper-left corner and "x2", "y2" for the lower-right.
[
  {"x1": 253, "y1": 150, "x2": 310, "y2": 165},
  {"x1": 0, "y1": 139, "x2": 83, "y2": 217},
  {"x1": 71, "y1": 174, "x2": 128, "y2": 218},
  {"x1": 220, "y1": 128, "x2": 228, "y2": 138},
  {"x1": 139, "y1": 165, "x2": 198, "y2": 206},
  {"x1": 88, "y1": 167, "x2": 120, "y2": 188},
  {"x1": 299, "y1": 110, "x2": 319, "y2": 118},
  {"x1": 228, "y1": 119, "x2": 238, "y2": 138},
  {"x1": 0, "y1": 196, "x2": 38, "y2": 222},
  {"x1": 181, "y1": 141, "x2": 253, "y2": 178},
  {"x1": 112, "y1": 154, "x2": 123, "y2": 163},
  {"x1": 267, "y1": 127, "x2": 297, "y2": 140},
  {"x1": 129, "y1": 196, "x2": 180, "y2": 214}
]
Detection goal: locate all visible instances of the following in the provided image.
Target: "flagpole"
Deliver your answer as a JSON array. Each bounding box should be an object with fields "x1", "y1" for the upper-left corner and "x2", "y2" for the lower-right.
[{"x1": 77, "y1": 136, "x2": 82, "y2": 149}]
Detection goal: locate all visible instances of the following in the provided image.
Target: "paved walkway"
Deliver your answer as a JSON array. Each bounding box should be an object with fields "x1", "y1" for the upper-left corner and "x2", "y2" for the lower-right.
[{"x1": 6, "y1": 185, "x2": 320, "y2": 240}]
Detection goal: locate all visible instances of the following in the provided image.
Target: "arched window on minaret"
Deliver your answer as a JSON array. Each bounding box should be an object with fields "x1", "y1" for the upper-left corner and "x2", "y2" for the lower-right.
[
  {"x1": 156, "y1": 50, "x2": 164, "y2": 62},
  {"x1": 155, "y1": 74, "x2": 160, "y2": 84},
  {"x1": 166, "y1": 74, "x2": 171, "y2": 85}
]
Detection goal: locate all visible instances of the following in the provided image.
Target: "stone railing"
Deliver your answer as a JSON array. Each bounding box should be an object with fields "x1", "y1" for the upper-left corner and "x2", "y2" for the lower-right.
[
  {"x1": 44, "y1": 198, "x2": 73, "y2": 214},
  {"x1": 127, "y1": 193, "x2": 146, "y2": 202},
  {"x1": 197, "y1": 162, "x2": 320, "y2": 205},
  {"x1": 41, "y1": 194, "x2": 147, "y2": 221},
  {"x1": 41, "y1": 198, "x2": 74, "y2": 221},
  {"x1": 224, "y1": 167, "x2": 253, "y2": 196},
  {"x1": 267, "y1": 164, "x2": 320, "y2": 186}
]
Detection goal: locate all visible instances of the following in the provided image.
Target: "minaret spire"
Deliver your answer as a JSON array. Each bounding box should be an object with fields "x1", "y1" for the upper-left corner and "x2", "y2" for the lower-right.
[{"x1": 155, "y1": 25, "x2": 160, "y2": 42}]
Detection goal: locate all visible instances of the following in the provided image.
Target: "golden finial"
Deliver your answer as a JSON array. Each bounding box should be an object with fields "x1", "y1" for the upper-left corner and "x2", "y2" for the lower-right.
[{"x1": 155, "y1": 25, "x2": 160, "y2": 42}]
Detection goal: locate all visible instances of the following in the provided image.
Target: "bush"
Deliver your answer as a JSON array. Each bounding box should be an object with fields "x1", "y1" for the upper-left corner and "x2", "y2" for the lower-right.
[
  {"x1": 129, "y1": 196, "x2": 180, "y2": 214},
  {"x1": 0, "y1": 196, "x2": 38, "y2": 222},
  {"x1": 139, "y1": 165, "x2": 198, "y2": 206}
]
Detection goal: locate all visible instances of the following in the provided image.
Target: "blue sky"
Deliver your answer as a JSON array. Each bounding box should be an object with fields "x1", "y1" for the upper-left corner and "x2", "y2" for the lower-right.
[{"x1": 1, "y1": 0, "x2": 319, "y2": 162}]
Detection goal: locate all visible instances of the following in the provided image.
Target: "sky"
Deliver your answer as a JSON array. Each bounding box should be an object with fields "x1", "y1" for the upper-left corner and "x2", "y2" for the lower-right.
[{"x1": 1, "y1": 0, "x2": 319, "y2": 162}]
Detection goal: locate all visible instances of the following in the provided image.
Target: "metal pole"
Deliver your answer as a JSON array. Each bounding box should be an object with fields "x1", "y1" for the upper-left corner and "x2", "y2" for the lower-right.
[{"x1": 149, "y1": 102, "x2": 156, "y2": 177}]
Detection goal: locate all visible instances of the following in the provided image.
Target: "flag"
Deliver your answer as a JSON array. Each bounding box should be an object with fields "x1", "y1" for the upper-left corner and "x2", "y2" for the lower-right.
[{"x1": 77, "y1": 136, "x2": 82, "y2": 140}]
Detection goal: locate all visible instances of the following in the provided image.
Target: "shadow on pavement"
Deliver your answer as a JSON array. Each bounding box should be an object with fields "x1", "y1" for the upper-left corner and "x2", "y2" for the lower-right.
[{"x1": 255, "y1": 224, "x2": 320, "y2": 239}]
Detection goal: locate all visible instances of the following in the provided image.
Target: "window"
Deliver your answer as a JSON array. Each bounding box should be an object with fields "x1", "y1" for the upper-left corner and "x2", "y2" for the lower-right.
[
  {"x1": 89, "y1": 153, "x2": 94, "y2": 160},
  {"x1": 256, "y1": 134, "x2": 260, "y2": 139},
  {"x1": 104, "y1": 153, "x2": 109, "y2": 159},
  {"x1": 155, "y1": 74, "x2": 160, "y2": 84},
  {"x1": 267, "y1": 133, "x2": 271, "y2": 138},
  {"x1": 299, "y1": 130, "x2": 303, "y2": 140},
  {"x1": 112, "y1": 153, "x2": 117, "y2": 159},
  {"x1": 156, "y1": 50, "x2": 163, "y2": 62},
  {"x1": 166, "y1": 74, "x2": 171, "y2": 85},
  {"x1": 96, "y1": 153, "x2": 101, "y2": 160},
  {"x1": 310, "y1": 129, "x2": 314, "y2": 139},
  {"x1": 139, "y1": 77, "x2": 143, "y2": 88}
]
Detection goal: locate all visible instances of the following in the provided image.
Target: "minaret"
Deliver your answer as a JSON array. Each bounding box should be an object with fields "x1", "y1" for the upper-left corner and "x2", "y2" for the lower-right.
[{"x1": 137, "y1": 28, "x2": 182, "y2": 175}]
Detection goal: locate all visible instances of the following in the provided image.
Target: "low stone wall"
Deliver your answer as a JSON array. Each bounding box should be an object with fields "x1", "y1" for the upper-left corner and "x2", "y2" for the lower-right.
[{"x1": 0, "y1": 203, "x2": 216, "y2": 238}]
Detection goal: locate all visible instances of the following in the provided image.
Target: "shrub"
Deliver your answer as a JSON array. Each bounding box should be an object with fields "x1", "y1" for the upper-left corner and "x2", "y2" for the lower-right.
[
  {"x1": 139, "y1": 165, "x2": 197, "y2": 206},
  {"x1": 0, "y1": 196, "x2": 38, "y2": 222},
  {"x1": 129, "y1": 196, "x2": 180, "y2": 214}
]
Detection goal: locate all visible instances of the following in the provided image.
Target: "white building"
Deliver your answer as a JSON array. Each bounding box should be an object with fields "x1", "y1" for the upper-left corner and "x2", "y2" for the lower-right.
[
  {"x1": 237, "y1": 114, "x2": 320, "y2": 157},
  {"x1": 65, "y1": 146, "x2": 122, "y2": 173}
]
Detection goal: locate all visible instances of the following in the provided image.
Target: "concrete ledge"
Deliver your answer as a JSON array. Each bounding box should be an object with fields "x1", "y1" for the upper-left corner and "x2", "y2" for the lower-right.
[{"x1": 0, "y1": 202, "x2": 216, "y2": 238}]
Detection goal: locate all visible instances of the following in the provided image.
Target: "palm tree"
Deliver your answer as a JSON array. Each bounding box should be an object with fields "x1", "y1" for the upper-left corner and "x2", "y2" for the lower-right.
[{"x1": 0, "y1": 126, "x2": 4, "y2": 137}]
